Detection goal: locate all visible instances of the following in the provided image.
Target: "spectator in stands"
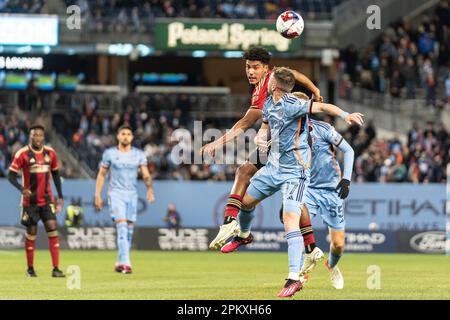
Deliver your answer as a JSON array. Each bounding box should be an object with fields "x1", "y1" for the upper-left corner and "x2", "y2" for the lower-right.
[
  {"x1": 65, "y1": 197, "x2": 84, "y2": 227},
  {"x1": 164, "y1": 203, "x2": 181, "y2": 229}
]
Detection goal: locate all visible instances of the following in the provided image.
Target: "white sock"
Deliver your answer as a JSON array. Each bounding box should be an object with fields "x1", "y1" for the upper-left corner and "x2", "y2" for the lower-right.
[
  {"x1": 288, "y1": 272, "x2": 300, "y2": 281},
  {"x1": 239, "y1": 230, "x2": 251, "y2": 238}
]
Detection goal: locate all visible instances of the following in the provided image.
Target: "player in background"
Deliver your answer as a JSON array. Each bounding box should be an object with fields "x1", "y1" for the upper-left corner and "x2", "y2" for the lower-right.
[
  {"x1": 201, "y1": 47, "x2": 324, "y2": 266},
  {"x1": 8, "y1": 125, "x2": 65, "y2": 278},
  {"x1": 95, "y1": 125, "x2": 155, "y2": 274},
  {"x1": 220, "y1": 68, "x2": 364, "y2": 297}
]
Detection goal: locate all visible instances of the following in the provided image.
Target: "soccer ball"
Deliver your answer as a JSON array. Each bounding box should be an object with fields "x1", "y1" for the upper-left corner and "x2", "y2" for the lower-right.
[{"x1": 276, "y1": 11, "x2": 305, "y2": 39}]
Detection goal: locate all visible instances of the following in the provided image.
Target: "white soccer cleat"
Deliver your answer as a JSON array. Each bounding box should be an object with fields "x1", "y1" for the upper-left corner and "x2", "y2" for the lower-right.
[
  {"x1": 300, "y1": 246, "x2": 324, "y2": 275},
  {"x1": 325, "y1": 260, "x2": 344, "y2": 290},
  {"x1": 209, "y1": 219, "x2": 240, "y2": 250}
]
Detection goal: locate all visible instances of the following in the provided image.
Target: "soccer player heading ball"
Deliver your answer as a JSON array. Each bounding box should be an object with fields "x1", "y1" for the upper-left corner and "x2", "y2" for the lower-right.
[
  {"x1": 203, "y1": 48, "x2": 326, "y2": 263},
  {"x1": 219, "y1": 68, "x2": 364, "y2": 297},
  {"x1": 8, "y1": 124, "x2": 65, "y2": 278}
]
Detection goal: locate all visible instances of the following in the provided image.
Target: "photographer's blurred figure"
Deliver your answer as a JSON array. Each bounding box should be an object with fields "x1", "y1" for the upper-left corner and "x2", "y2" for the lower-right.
[
  {"x1": 164, "y1": 203, "x2": 181, "y2": 229},
  {"x1": 65, "y1": 197, "x2": 84, "y2": 227}
]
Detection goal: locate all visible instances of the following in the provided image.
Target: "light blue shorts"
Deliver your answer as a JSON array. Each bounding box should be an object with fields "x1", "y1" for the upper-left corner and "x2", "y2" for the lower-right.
[
  {"x1": 107, "y1": 190, "x2": 138, "y2": 223},
  {"x1": 247, "y1": 164, "x2": 309, "y2": 214},
  {"x1": 305, "y1": 187, "x2": 345, "y2": 230}
]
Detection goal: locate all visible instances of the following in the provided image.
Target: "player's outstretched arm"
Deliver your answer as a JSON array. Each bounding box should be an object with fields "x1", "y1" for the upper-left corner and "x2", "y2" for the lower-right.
[
  {"x1": 289, "y1": 69, "x2": 323, "y2": 102},
  {"x1": 95, "y1": 166, "x2": 108, "y2": 211},
  {"x1": 140, "y1": 165, "x2": 155, "y2": 203},
  {"x1": 335, "y1": 139, "x2": 355, "y2": 199},
  {"x1": 312, "y1": 102, "x2": 364, "y2": 126},
  {"x1": 200, "y1": 108, "x2": 262, "y2": 157}
]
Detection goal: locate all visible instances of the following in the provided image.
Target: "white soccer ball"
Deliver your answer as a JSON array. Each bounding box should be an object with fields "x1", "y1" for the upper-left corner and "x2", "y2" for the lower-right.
[{"x1": 276, "y1": 11, "x2": 305, "y2": 39}]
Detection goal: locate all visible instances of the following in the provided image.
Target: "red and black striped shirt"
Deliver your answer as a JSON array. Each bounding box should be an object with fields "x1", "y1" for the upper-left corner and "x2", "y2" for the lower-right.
[{"x1": 9, "y1": 145, "x2": 58, "y2": 207}]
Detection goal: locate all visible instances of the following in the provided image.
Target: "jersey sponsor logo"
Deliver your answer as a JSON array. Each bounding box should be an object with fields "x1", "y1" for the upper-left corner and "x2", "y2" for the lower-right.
[{"x1": 29, "y1": 164, "x2": 50, "y2": 173}]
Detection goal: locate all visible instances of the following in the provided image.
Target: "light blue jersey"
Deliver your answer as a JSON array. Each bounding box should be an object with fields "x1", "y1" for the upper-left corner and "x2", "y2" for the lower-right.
[
  {"x1": 100, "y1": 147, "x2": 147, "y2": 194},
  {"x1": 262, "y1": 94, "x2": 311, "y2": 173},
  {"x1": 100, "y1": 146, "x2": 147, "y2": 267},
  {"x1": 309, "y1": 119, "x2": 345, "y2": 190},
  {"x1": 247, "y1": 94, "x2": 312, "y2": 214},
  {"x1": 305, "y1": 120, "x2": 354, "y2": 230}
]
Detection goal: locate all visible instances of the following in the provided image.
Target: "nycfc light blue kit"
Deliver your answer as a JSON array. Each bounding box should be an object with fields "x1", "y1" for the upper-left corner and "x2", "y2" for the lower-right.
[
  {"x1": 247, "y1": 94, "x2": 312, "y2": 214},
  {"x1": 100, "y1": 147, "x2": 147, "y2": 222},
  {"x1": 305, "y1": 119, "x2": 354, "y2": 230}
]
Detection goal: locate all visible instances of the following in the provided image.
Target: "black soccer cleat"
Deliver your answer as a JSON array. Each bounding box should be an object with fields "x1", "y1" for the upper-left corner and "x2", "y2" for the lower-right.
[
  {"x1": 52, "y1": 267, "x2": 65, "y2": 278},
  {"x1": 27, "y1": 267, "x2": 37, "y2": 277}
]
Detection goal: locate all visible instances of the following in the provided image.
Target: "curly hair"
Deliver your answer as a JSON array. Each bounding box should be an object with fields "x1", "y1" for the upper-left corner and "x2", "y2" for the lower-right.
[{"x1": 242, "y1": 47, "x2": 271, "y2": 65}]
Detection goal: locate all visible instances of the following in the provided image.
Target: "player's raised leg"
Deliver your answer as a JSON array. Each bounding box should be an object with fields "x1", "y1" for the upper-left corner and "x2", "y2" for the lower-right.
[
  {"x1": 220, "y1": 190, "x2": 261, "y2": 253},
  {"x1": 210, "y1": 161, "x2": 258, "y2": 249},
  {"x1": 325, "y1": 228, "x2": 345, "y2": 289}
]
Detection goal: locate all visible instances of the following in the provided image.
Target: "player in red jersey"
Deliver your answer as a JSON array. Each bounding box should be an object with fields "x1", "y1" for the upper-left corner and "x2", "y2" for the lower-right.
[
  {"x1": 8, "y1": 124, "x2": 65, "y2": 278},
  {"x1": 201, "y1": 48, "x2": 324, "y2": 268}
]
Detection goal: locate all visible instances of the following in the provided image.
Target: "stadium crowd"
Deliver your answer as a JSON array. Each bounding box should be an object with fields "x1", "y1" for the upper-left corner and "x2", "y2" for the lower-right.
[
  {"x1": 0, "y1": 0, "x2": 44, "y2": 13},
  {"x1": 0, "y1": 106, "x2": 76, "y2": 178},
  {"x1": 60, "y1": 0, "x2": 344, "y2": 33},
  {"x1": 48, "y1": 94, "x2": 449, "y2": 183},
  {"x1": 339, "y1": 0, "x2": 450, "y2": 107}
]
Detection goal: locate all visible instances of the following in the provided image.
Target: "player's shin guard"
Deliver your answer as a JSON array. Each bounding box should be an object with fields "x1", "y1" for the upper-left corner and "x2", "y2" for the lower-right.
[
  {"x1": 300, "y1": 216, "x2": 316, "y2": 254},
  {"x1": 238, "y1": 207, "x2": 255, "y2": 238},
  {"x1": 116, "y1": 222, "x2": 130, "y2": 266},
  {"x1": 286, "y1": 229, "x2": 304, "y2": 280},
  {"x1": 127, "y1": 225, "x2": 134, "y2": 250},
  {"x1": 47, "y1": 230, "x2": 60, "y2": 268},
  {"x1": 25, "y1": 234, "x2": 36, "y2": 268},
  {"x1": 224, "y1": 194, "x2": 243, "y2": 221}
]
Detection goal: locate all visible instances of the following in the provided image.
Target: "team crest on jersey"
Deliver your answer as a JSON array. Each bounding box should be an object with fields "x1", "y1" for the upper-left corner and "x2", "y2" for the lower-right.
[
  {"x1": 277, "y1": 108, "x2": 284, "y2": 117},
  {"x1": 29, "y1": 158, "x2": 36, "y2": 164},
  {"x1": 44, "y1": 154, "x2": 51, "y2": 163}
]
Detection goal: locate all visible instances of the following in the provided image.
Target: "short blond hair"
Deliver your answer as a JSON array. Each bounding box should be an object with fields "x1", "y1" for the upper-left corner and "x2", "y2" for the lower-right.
[
  {"x1": 272, "y1": 67, "x2": 295, "y2": 92},
  {"x1": 292, "y1": 92, "x2": 310, "y2": 100}
]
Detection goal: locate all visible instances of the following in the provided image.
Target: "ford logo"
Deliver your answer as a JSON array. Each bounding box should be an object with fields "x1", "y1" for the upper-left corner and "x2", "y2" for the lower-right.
[
  {"x1": 409, "y1": 231, "x2": 445, "y2": 254},
  {"x1": 0, "y1": 227, "x2": 25, "y2": 249}
]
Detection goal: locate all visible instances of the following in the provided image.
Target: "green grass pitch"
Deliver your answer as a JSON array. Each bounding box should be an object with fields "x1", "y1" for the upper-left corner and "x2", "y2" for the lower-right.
[{"x1": 0, "y1": 250, "x2": 449, "y2": 300}]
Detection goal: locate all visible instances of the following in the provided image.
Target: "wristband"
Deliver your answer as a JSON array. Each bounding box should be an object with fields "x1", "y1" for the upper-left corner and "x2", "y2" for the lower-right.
[{"x1": 340, "y1": 111, "x2": 349, "y2": 120}]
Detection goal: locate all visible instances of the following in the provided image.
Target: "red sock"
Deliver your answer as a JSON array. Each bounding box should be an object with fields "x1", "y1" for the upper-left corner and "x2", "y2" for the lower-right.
[
  {"x1": 224, "y1": 194, "x2": 243, "y2": 219},
  {"x1": 300, "y1": 217, "x2": 316, "y2": 253},
  {"x1": 25, "y1": 239, "x2": 35, "y2": 268},
  {"x1": 48, "y1": 236, "x2": 60, "y2": 268}
]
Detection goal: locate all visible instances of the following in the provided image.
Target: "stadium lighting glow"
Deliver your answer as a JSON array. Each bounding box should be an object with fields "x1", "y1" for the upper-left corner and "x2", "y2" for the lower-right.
[
  {"x1": 224, "y1": 51, "x2": 243, "y2": 58},
  {"x1": 43, "y1": 46, "x2": 51, "y2": 55},
  {"x1": 0, "y1": 14, "x2": 58, "y2": 46},
  {"x1": 136, "y1": 44, "x2": 153, "y2": 57},
  {"x1": 16, "y1": 46, "x2": 32, "y2": 54},
  {"x1": 108, "y1": 44, "x2": 133, "y2": 56},
  {"x1": 192, "y1": 50, "x2": 207, "y2": 58}
]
